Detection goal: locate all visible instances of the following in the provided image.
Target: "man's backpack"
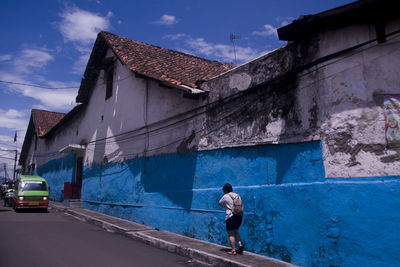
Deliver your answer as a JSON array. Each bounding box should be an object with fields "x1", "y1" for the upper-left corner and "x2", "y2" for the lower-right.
[{"x1": 229, "y1": 193, "x2": 244, "y2": 215}]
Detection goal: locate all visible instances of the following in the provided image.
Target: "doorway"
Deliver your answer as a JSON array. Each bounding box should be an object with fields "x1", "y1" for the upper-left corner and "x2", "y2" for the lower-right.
[{"x1": 72, "y1": 157, "x2": 83, "y2": 199}]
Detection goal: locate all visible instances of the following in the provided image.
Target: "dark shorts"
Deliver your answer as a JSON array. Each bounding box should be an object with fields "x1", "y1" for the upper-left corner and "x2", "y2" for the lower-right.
[{"x1": 226, "y1": 214, "x2": 242, "y2": 231}]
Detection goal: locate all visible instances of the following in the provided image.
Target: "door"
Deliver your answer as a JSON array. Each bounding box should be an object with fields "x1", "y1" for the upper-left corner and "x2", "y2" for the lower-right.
[{"x1": 72, "y1": 157, "x2": 83, "y2": 199}]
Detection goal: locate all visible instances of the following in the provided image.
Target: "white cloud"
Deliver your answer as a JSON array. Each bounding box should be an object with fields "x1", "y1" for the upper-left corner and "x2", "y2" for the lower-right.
[
  {"x1": 0, "y1": 135, "x2": 13, "y2": 143},
  {"x1": 164, "y1": 33, "x2": 186, "y2": 41},
  {"x1": 57, "y1": 6, "x2": 112, "y2": 74},
  {"x1": 277, "y1": 16, "x2": 295, "y2": 27},
  {"x1": 0, "y1": 54, "x2": 12, "y2": 61},
  {"x1": 12, "y1": 49, "x2": 54, "y2": 74},
  {"x1": 0, "y1": 109, "x2": 30, "y2": 131},
  {"x1": 0, "y1": 71, "x2": 78, "y2": 111},
  {"x1": 170, "y1": 35, "x2": 262, "y2": 63},
  {"x1": 58, "y1": 6, "x2": 112, "y2": 45},
  {"x1": 252, "y1": 24, "x2": 278, "y2": 37},
  {"x1": 154, "y1": 14, "x2": 179, "y2": 25},
  {"x1": 72, "y1": 54, "x2": 90, "y2": 74}
]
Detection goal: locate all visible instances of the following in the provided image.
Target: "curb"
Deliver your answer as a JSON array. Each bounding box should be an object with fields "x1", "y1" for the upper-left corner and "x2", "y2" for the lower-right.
[{"x1": 49, "y1": 203, "x2": 295, "y2": 267}]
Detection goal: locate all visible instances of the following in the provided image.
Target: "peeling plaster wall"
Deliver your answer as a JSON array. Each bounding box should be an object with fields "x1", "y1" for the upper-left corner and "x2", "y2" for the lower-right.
[
  {"x1": 200, "y1": 18, "x2": 400, "y2": 178},
  {"x1": 316, "y1": 19, "x2": 400, "y2": 177},
  {"x1": 25, "y1": 17, "x2": 400, "y2": 267}
]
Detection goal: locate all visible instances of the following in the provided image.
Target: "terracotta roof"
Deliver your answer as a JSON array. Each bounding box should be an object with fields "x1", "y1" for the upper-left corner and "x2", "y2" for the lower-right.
[
  {"x1": 101, "y1": 31, "x2": 234, "y2": 88},
  {"x1": 31, "y1": 109, "x2": 65, "y2": 136}
]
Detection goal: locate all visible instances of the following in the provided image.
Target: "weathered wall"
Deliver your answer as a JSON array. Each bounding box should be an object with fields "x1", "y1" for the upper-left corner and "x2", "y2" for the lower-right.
[
  {"x1": 316, "y1": 19, "x2": 400, "y2": 177},
  {"x1": 26, "y1": 48, "x2": 203, "y2": 167},
  {"x1": 80, "y1": 141, "x2": 400, "y2": 266},
  {"x1": 34, "y1": 154, "x2": 76, "y2": 201},
  {"x1": 25, "y1": 15, "x2": 400, "y2": 267},
  {"x1": 199, "y1": 18, "x2": 400, "y2": 178}
]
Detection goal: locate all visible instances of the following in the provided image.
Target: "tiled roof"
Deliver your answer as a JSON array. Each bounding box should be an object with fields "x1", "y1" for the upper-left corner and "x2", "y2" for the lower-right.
[
  {"x1": 31, "y1": 109, "x2": 65, "y2": 136},
  {"x1": 100, "y1": 31, "x2": 234, "y2": 88}
]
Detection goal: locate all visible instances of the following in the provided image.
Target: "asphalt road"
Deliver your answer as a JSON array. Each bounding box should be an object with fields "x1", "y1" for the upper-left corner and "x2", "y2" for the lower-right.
[{"x1": 0, "y1": 202, "x2": 195, "y2": 267}]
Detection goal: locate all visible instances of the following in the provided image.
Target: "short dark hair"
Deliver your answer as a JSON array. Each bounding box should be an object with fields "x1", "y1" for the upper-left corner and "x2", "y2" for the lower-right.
[{"x1": 222, "y1": 183, "x2": 233, "y2": 194}]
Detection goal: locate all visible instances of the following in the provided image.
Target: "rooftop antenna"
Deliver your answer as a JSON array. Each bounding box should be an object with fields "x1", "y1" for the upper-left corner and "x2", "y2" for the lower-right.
[{"x1": 230, "y1": 33, "x2": 241, "y2": 65}]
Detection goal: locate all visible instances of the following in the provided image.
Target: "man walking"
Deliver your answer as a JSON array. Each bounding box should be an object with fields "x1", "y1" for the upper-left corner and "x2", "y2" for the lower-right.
[{"x1": 219, "y1": 183, "x2": 244, "y2": 255}]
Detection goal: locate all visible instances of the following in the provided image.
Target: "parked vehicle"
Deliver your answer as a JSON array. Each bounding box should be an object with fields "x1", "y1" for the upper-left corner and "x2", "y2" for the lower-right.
[
  {"x1": 13, "y1": 175, "x2": 49, "y2": 212},
  {"x1": 1, "y1": 183, "x2": 10, "y2": 200},
  {"x1": 4, "y1": 189, "x2": 14, "y2": 207}
]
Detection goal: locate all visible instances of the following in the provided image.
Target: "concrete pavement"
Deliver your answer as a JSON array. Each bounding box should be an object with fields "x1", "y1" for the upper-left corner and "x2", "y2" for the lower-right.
[{"x1": 49, "y1": 201, "x2": 296, "y2": 267}]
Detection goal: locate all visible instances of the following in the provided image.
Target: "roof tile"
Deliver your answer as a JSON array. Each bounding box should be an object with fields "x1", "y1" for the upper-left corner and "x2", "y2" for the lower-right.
[
  {"x1": 100, "y1": 31, "x2": 234, "y2": 89},
  {"x1": 31, "y1": 109, "x2": 65, "y2": 136}
]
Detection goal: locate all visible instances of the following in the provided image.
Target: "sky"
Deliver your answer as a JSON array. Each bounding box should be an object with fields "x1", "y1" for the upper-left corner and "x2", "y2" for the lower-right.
[{"x1": 0, "y1": 0, "x2": 354, "y2": 176}]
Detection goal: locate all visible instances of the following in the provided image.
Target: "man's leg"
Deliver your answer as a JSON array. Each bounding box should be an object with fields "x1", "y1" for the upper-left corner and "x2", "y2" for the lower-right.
[
  {"x1": 234, "y1": 230, "x2": 242, "y2": 247},
  {"x1": 227, "y1": 230, "x2": 236, "y2": 253}
]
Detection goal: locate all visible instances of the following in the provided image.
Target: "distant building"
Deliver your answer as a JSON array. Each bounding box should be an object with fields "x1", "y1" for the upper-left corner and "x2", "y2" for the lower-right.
[{"x1": 20, "y1": 0, "x2": 400, "y2": 266}]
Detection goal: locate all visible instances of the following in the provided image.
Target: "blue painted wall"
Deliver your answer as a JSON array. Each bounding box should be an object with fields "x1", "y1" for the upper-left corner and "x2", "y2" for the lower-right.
[
  {"x1": 38, "y1": 141, "x2": 400, "y2": 266},
  {"x1": 35, "y1": 154, "x2": 75, "y2": 201}
]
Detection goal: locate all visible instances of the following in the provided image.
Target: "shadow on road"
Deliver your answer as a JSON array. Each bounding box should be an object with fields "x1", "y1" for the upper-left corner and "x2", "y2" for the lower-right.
[
  {"x1": 15, "y1": 209, "x2": 48, "y2": 213},
  {"x1": 0, "y1": 208, "x2": 11, "y2": 212}
]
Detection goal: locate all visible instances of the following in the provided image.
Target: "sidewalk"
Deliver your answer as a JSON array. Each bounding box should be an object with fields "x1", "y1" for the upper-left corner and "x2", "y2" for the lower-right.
[{"x1": 49, "y1": 201, "x2": 296, "y2": 267}]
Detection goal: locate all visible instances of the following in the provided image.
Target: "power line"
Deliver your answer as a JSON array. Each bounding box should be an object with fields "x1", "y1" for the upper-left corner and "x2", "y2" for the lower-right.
[
  {"x1": 30, "y1": 29, "x2": 400, "y2": 159},
  {"x1": 0, "y1": 80, "x2": 79, "y2": 90},
  {"x1": 0, "y1": 148, "x2": 17, "y2": 152},
  {"x1": 33, "y1": 40, "x2": 399, "y2": 158},
  {"x1": 0, "y1": 155, "x2": 14, "y2": 160},
  {"x1": 0, "y1": 142, "x2": 19, "y2": 148}
]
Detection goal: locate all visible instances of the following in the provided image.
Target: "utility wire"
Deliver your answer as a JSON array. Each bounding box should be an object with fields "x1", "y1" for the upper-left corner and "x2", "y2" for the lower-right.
[
  {"x1": 31, "y1": 29, "x2": 400, "y2": 159},
  {"x1": 0, "y1": 155, "x2": 15, "y2": 160},
  {"x1": 0, "y1": 80, "x2": 79, "y2": 90},
  {"x1": 0, "y1": 142, "x2": 19, "y2": 148},
  {"x1": 87, "y1": 37, "x2": 400, "y2": 149},
  {"x1": 33, "y1": 39, "x2": 400, "y2": 159}
]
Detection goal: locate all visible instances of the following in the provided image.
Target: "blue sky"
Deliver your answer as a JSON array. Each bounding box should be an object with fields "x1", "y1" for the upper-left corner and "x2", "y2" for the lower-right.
[{"x1": 0, "y1": 0, "x2": 353, "y2": 174}]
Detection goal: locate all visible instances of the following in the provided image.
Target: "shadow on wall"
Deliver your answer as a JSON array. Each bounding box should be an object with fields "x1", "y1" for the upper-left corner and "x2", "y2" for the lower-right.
[
  {"x1": 141, "y1": 152, "x2": 197, "y2": 209},
  {"x1": 35, "y1": 154, "x2": 76, "y2": 201}
]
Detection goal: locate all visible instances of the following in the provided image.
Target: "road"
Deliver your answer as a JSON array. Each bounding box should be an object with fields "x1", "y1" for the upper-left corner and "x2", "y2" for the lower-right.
[{"x1": 0, "y1": 202, "x2": 196, "y2": 267}]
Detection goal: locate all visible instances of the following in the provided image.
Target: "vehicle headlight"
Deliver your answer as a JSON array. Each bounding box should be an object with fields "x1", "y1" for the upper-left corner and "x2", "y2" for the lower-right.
[
  {"x1": 43, "y1": 197, "x2": 48, "y2": 201},
  {"x1": 18, "y1": 196, "x2": 24, "y2": 201}
]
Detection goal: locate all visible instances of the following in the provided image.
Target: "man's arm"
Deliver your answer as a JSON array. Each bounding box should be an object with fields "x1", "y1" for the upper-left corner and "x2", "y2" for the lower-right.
[{"x1": 219, "y1": 195, "x2": 225, "y2": 206}]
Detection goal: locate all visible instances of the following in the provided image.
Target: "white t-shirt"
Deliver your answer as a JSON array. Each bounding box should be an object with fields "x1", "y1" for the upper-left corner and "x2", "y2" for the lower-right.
[{"x1": 219, "y1": 192, "x2": 239, "y2": 221}]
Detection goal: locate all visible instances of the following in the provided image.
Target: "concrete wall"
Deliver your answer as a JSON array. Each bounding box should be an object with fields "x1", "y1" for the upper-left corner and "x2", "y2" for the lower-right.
[
  {"x1": 24, "y1": 16, "x2": 400, "y2": 267},
  {"x1": 24, "y1": 48, "x2": 203, "y2": 168},
  {"x1": 34, "y1": 154, "x2": 76, "y2": 201},
  {"x1": 200, "y1": 18, "x2": 400, "y2": 178},
  {"x1": 57, "y1": 140, "x2": 398, "y2": 267}
]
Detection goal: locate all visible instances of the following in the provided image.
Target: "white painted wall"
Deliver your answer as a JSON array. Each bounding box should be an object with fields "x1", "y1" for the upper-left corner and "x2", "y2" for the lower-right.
[{"x1": 25, "y1": 48, "x2": 204, "y2": 169}]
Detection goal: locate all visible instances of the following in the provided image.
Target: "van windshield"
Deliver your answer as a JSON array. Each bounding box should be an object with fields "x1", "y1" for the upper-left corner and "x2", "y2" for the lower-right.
[{"x1": 21, "y1": 181, "x2": 47, "y2": 191}]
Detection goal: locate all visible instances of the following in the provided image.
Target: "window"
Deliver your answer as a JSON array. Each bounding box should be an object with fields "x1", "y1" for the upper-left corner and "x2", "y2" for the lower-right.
[
  {"x1": 105, "y1": 64, "x2": 114, "y2": 100},
  {"x1": 34, "y1": 134, "x2": 38, "y2": 150},
  {"x1": 21, "y1": 181, "x2": 47, "y2": 191}
]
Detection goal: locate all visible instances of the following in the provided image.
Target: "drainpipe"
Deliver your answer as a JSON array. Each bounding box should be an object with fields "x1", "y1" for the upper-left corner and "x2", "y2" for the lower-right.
[{"x1": 144, "y1": 79, "x2": 149, "y2": 157}]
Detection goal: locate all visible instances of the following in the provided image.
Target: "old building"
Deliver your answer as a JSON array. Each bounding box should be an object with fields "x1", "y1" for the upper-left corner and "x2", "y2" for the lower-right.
[{"x1": 20, "y1": 0, "x2": 400, "y2": 266}]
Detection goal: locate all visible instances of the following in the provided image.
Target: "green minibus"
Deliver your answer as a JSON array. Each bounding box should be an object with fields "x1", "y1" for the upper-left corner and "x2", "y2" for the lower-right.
[{"x1": 13, "y1": 175, "x2": 49, "y2": 212}]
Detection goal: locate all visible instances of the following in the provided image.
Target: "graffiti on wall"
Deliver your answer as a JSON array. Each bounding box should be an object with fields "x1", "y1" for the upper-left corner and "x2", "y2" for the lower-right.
[{"x1": 384, "y1": 94, "x2": 400, "y2": 148}]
